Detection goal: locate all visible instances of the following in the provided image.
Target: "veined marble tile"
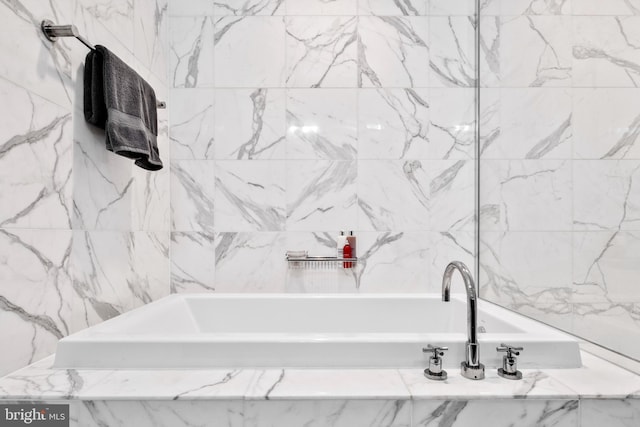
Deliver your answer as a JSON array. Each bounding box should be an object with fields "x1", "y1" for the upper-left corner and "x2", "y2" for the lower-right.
[
  {"x1": 285, "y1": 17, "x2": 357, "y2": 88},
  {"x1": 215, "y1": 160, "x2": 286, "y2": 232},
  {"x1": 286, "y1": 160, "x2": 357, "y2": 231},
  {"x1": 73, "y1": 0, "x2": 135, "y2": 56},
  {"x1": 168, "y1": 16, "x2": 215, "y2": 88},
  {"x1": 572, "y1": 0, "x2": 640, "y2": 15},
  {"x1": 214, "y1": 16, "x2": 285, "y2": 87},
  {"x1": 72, "y1": 118, "x2": 135, "y2": 231},
  {"x1": 214, "y1": 0, "x2": 285, "y2": 16},
  {"x1": 510, "y1": 301, "x2": 574, "y2": 333},
  {"x1": 75, "y1": 400, "x2": 243, "y2": 427},
  {"x1": 0, "y1": 230, "x2": 72, "y2": 376},
  {"x1": 429, "y1": 16, "x2": 475, "y2": 88},
  {"x1": 573, "y1": 16, "x2": 640, "y2": 87},
  {"x1": 214, "y1": 232, "x2": 287, "y2": 292},
  {"x1": 573, "y1": 302, "x2": 640, "y2": 361},
  {"x1": 429, "y1": 160, "x2": 475, "y2": 231},
  {"x1": 357, "y1": 160, "x2": 429, "y2": 231},
  {"x1": 581, "y1": 399, "x2": 640, "y2": 427},
  {"x1": 0, "y1": 1, "x2": 74, "y2": 106},
  {"x1": 478, "y1": 14, "x2": 501, "y2": 87},
  {"x1": 355, "y1": 231, "x2": 429, "y2": 291},
  {"x1": 573, "y1": 160, "x2": 640, "y2": 231},
  {"x1": 128, "y1": 232, "x2": 170, "y2": 308},
  {"x1": 245, "y1": 369, "x2": 410, "y2": 400},
  {"x1": 286, "y1": 89, "x2": 357, "y2": 159},
  {"x1": 170, "y1": 89, "x2": 215, "y2": 160},
  {"x1": 481, "y1": 88, "x2": 572, "y2": 159},
  {"x1": 400, "y1": 368, "x2": 577, "y2": 399},
  {"x1": 134, "y1": 0, "x2": 168, "y2": 82},
  {"x1": 171, "y1": 160, "x2": 215, "y2": 232},
  {"x1": 168, "y1": 0, "x2": 214, "y2": 16},
  {"x1": 551, "y1": 352, "x2": 640, "y2": 398},
  {"x1": 70, "y1": 231, "x2": 169, "y2": 332},
  {"x1": 288, "y1": 0, "x2": 357, "y2": 15},
  {"x1": 0, "y1": 78, "x2": 72, "y2": 229},
  {"x1": 426, "y1": 231, "x2": 475, "y2": 291},
  {"x1": 78, "y1": 369, "x2": 256, "y2": 400},
  {"x1": 573, "y1": 231, "x2": 640, "y2": 304},
  {"x1": 244, "y1": 400, "x2": 411, "y2": 427},
  {"x1": 216, "y1": 89, "x2": 286, "y2": 160},
  {"x1": 500, "y1": 16, "x2": 572, "y2": 87},
  {"x1": 412, "y1": 400, "x2": 578, "y2": 427},
  {"x1": 429, "y1": 88, "x2": 475, "y2": 159},
  {"x1": 358, "y1": 16, "x2": 429, "y2": 88},
  {"x1": 358, "y1": 88, "x2": 429, "y2": 159},
  {"x1": 500, "y1": 0, "x2": 571, "y2": 15},
  {"x1": 0, "y1": 357, "x2": 112, "y2": 400},
  {"x1": 479, "y1": 231, "x2": 573, "y2": 306},
  {"x1": 171, "y1": 232, "x2": 216, "y2": 293},
  {"x1": 359, "y1": 0, "x2": 427, "y2": 16},
  {"x1": 480, "y1": 160, "x2": 572, "y2": 231},
  {"x1": 430, "y1": 0, "x2": 476, "y2": 15},
  {"x1": 574, "y1": 89, "x2": 640, "y2": 159}
]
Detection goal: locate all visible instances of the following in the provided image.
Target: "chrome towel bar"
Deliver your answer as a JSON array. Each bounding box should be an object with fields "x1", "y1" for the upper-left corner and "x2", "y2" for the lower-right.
[{"x1": 40, "y1": 20, "x2": 167, "y2": 110}]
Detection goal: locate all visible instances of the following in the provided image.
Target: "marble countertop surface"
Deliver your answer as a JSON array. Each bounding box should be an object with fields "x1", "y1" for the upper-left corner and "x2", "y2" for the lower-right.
[{"x1": 1, "y1": 350, "x2": 639, "y2": 401}]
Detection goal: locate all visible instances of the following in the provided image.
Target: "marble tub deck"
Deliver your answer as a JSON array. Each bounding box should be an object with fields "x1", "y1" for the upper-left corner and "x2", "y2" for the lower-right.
[{"x1": 0, "y1": 348, "x2": 639, "y2": 426}]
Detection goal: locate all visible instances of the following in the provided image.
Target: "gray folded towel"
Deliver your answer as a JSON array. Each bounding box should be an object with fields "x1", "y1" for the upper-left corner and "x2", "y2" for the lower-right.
[{"x1": 84, "y1": 45, "x2": 163, "y2": 171}]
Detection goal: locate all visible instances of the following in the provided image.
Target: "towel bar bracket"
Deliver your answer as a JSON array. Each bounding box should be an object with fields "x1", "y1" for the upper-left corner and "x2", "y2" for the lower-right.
[{"x1": 40, "y1": 19, "x2": 167, "y2": 110}]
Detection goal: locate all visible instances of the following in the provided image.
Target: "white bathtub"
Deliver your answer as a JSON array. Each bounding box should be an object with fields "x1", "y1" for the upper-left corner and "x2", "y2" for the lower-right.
[{"x1": 53, "y1": 294, "x2": 582, "y2": 369}]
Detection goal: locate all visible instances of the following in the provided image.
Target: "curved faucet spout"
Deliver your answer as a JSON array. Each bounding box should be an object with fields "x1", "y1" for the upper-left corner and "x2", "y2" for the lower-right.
[{"x1": 442, "y1": 261, "x2": 485, "y2": 380}]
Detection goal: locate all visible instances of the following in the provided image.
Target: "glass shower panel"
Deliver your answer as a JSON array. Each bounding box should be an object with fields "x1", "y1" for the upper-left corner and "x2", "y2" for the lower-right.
[{"x1": 478, "y1": 1, "x2": 640, "y2": 361}]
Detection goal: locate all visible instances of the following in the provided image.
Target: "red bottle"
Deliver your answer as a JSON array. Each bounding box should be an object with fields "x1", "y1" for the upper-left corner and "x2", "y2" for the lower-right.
[{"x1": 343, "y1": 241, "x2": 352, "y2": 269}]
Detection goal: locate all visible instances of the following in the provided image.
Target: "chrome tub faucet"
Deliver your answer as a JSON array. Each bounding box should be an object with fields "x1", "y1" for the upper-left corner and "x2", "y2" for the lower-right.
[{"x1": 442, "y1": 261, "x2": 485, "y2": 380}]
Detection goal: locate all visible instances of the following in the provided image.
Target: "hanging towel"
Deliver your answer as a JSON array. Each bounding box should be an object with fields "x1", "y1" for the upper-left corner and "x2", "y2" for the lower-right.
[{"x1": 84, "y1": 45, "x2": 163, "y2": 171}]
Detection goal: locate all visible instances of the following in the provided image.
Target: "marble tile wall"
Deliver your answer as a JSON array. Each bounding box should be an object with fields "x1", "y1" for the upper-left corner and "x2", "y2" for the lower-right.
[
  {"x1": 168, "y1": 0, "x2": 477, "y2": 295},
  {"x1": 478, "y1": 1, "x2": 640, "y2": 360},
  {"x1": 0, "y1": 0, "x2": 170, "y2": 376}
]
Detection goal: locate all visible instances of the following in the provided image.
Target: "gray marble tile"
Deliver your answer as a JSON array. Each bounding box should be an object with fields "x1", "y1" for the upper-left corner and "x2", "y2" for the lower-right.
[
  {"x1": 429, "y1": 16, "x2": 475, "y2": 88},
  {"x1": 171, "y1": 232, "x2": 216, "y2": 294},
  {"x1": 573, "y1": 16, "x2": 640, "y2": 87},
  {"x1": 171, "y1": 160, "x2": 215, "y2": 233},
  {"x1": 286, "y1": 160, "x2": 357, "y2": 231},
  {"x1": 572, "y1": 0, "x2": 640, "y2": 15},
  {"x1": 360, "y1": 0, "x2": 427, "y2": 15},
  {"x1": 288, "y1": 0, "x2": 356, "y2": 15},
  {"x1": 214, "y1": 161, "x2": 286, "y2": 232},
  {"x1": 214, "y1": 232, "x2": 287, "y2": 292},
  {"x1": 573, "y1": 89, "x2": 640, "y2": 160},
  {"x1": 75, "y1": 400, "x2": 243, "y2": 427},
  {"x1": 0, "y1": 78, "x2": 72, "y2": 229},
  {"x1": 413, "y1": 400, "x2": 579, "y2": 427},
  {"x1": 285, "y1": 17, "x2": 357, "y2": 88},
  {"x1": 573, "y1": 160, "x2": 640, "y2": 232},
  {"x1": 134, "y1": 0, "x2": 168, "y2": 82},
  {"x1": 0, "y1": 230, "x2": 72, "y2": 376},
  {"x1": 480, "y1": 88, "x2": 572, "y2": 160},
  {"x1": 286, "y1": 89, "x2": 357, "y2": 159},
  {"x1": 214, "y1": 16, "x2": 285, "y2": 87},
  {"x1": 168, "y1": 16, "x2": 215, "y2": 88},
  {"x1": 581, "y1": 399, "x2": 640, "y2": 427},
  {"x1": 215, "y1": 0, "x2": 285, "y2": 16},
  {"x1": 358, "y1": 88, "x2": 429, "y2": 160},
  {"x1": 170, "y1": 89, "x2": 215, "y2": 159},
  {"x1": 480, "y1": 160, "x2": 572, "y2": 231},
  {"x1": 358, "y1": 16, "x2": 429, "y2": 88},
  {"x1": 215, "y1": 89, "x2": 286, "y2": 160},
  {"x1": 244, "y1": 400, "x2": 411, "y2": 427},
  {"x1": 429, "y1": 88, "x2": 475, "y2": 159},
  {"x1": 70, "y1": 231, "x2": 170, "y2": 332}
]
